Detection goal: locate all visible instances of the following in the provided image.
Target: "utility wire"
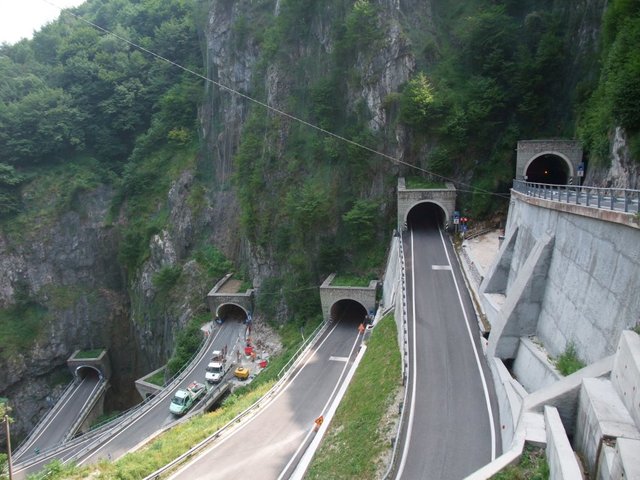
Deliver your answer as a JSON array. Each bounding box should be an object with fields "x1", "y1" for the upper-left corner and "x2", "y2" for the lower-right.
[{"x1": 43, "y1": 0, "x2": 510, "y2": 200}]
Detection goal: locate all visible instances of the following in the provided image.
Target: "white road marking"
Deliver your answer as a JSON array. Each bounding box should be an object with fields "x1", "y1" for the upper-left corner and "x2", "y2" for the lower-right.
[
  {"x1": 396, "y1": 229, "x2": 418, "y2": 478},
  {"x1": 328, "y1": 356, "x2": 348, "y2": 362},
  {"x1": 431, "y1": 265, "x2": 452, "y2": 270},
  {"x1": 438, "y1": 227, "x2": 496, "y2": 460}
]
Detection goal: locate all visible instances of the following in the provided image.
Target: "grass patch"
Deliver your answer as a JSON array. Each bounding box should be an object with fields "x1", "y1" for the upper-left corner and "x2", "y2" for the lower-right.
[
  {"x1": 306, "y1": 313, "x2": 401, "y2": 479},
  {"x1": 32, "y1": 382, "x2": 276, "y2": 479},
  {"x1": 28, "y1": 316, "x2": 323, "y2": 479},
  {"x1": 331, "y1": 275, "x2": 373, "y2": 287},
  {"x1": 144, "y1": 369, "x2": 166, "y2": 387},
  {"x1": 405, "y1": 176, "x2": 446, "y2": 189},
  {"x1": 491, "y1": 444, "x2": 549, "y2": 479},
  {"x1": 73, "y1": 349, "x2": 104, "y2": 359},
  {"x1": 554, "y1": 342, "x2": 585, "y2": 376}
]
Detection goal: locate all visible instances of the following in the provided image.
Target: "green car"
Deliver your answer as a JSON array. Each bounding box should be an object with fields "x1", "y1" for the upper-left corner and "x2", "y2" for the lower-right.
[{"x1": 169, "y1": 381, "x2": 206, "y2": 416}]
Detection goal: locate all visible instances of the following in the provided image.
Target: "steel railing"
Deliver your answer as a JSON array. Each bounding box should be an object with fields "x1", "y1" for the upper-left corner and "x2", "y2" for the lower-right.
[{"x1": 513, "y1": 179, "x2": 640, "y2": 214}]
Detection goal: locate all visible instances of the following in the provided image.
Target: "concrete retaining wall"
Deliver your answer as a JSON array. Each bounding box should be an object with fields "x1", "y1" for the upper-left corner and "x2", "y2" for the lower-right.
[
  {"x1": 513, "y1": 337, "x2": 562, "y2": 393},
  {"x1": 484, "y1": 191, "x2": 640, "y2": 364}
]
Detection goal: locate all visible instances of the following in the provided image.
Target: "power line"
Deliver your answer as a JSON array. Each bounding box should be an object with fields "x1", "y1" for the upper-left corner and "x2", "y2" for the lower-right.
[{"x1": 43, "y1": 0, "x2": 509, "y2": 200}]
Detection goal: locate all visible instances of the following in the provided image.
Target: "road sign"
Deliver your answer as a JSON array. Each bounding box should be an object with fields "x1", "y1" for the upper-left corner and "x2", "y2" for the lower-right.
[{"x1": 577, "y1": 162, "x2": 585, "y2": 177}]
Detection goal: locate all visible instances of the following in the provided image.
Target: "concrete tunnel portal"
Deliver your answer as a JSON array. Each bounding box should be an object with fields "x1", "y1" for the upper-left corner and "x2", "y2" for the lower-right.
[
  {"x1": 407, "y1": 201, "x2": 447, "y2": 230},
  {"x1": 330, "y1": 299, "x2": 369, "y2": 326}
]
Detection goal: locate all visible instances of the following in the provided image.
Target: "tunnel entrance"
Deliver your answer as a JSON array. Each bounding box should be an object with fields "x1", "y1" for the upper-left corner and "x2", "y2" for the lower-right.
[
  {"x1": 525, "y1": 154, "x2": 570, "y2": 185},
  {"x1": 406, "y1": 202, "x2": 446, "y2": 230},
  {"x1": 330, "y1": 299, "x2": 369, "y2": 326},
  {"x1": 216, "y1": 303, "x2": 248, "y2": 323},
  {"x1": 75, "y1": 365, "x2": 102, "y2": 380}
]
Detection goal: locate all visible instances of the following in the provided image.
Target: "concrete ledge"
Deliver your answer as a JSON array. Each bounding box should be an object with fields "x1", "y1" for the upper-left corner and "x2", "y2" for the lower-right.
[
  {"x1": 611, "y1": 330, "x2": 640, "y2": 428},
  {"x1": 491, "y1": 357, "x2": 526, "y2": 448},
  {"x1": 524, "y1": 356, "x2": 614, "y2": 437},
  {"x1": 135, "y1": 366, "x2": 165, "y2": 400},
  {"x1": 544, "y1": 406, "x2": 583, "y2": 480},
  {"x1": 575, "y1": 377, "x2": 640, "y2": 478}
]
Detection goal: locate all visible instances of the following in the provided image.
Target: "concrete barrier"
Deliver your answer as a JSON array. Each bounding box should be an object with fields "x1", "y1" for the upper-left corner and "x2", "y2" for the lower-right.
[{"x1": 544, "y1": 406, "x2": 583, "y2": 480}]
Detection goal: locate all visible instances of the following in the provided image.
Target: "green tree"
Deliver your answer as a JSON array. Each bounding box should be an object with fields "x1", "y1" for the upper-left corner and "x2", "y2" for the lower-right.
[
  {"x1": 342, "y1": 199, "x2": 379, "y2": 249},
  {"x1": 400, "y1": 73, "x2": 437, "y2": 129}
]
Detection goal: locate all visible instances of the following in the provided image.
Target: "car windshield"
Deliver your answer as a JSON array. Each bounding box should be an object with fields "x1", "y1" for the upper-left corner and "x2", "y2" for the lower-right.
[
  {"x1": 207, "y1": 365, "x2": 222, "y2": 373},
  {"x1": 172, "y1": 395, "x2": 186, "y2": 406}
]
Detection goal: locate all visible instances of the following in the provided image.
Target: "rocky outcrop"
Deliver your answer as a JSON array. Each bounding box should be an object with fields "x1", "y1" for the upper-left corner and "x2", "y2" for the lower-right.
[
  {"x1": 0, "y1": 185, "x2": 128, "y2": 438},
  {"x1": 586, "y1": 127, "x2": 640, "y2": 189}
]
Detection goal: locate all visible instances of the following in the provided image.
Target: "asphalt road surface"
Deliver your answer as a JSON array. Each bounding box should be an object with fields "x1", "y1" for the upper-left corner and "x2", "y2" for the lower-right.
[
  {"x1": 13, "y1": 373, "x2": 103, "y2": 463},
  {"x1": 395, "y1": 223, "x2": 500, "y2": 479},
  {"x1": 77, "y1": 319, "x2": 246, "y2": 466},
  {"x1": 168, "y1": 314, "x2": 364, "y2": 480},
  {"x1": 12, "y1": 319, "x2": 246, "y2": 480}
]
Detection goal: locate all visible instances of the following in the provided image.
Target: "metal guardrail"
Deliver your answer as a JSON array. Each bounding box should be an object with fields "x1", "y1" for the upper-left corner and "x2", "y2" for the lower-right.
[
  {"x1": 513, "y1": 179, "x2": 640, "y2": 214},
  {"x1": 276, "y1": 320, "x2": 327, "y2": 379},
  {"x1": 13, "y1": 330, "x2": 216, "y2": 471},
  {"x1": 383, "y1": 232, "x2": 410, "y2": 480},
  {"x1": 143, "y1": 320, "x2": 329, "y2": 480},
  {"x1": 13, "y1": 380, "x2": 77, "y2": 459}
]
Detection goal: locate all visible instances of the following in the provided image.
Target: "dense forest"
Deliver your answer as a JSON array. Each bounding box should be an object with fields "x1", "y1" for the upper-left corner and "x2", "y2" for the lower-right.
[{"x1": 0, "y1": 0, "x2": 638, "y2": 460}]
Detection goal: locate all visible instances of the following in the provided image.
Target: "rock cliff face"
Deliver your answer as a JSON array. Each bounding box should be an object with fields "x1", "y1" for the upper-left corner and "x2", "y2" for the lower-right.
[
  {"x1": 0, "y1": 185, "x2": 129, "y2": 437},
  {"x1": 0, "y1": 0, "x2": 628, "y2": 444}
]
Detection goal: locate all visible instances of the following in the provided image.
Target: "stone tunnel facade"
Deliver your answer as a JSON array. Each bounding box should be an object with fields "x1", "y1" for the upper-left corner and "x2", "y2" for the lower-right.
[
  {"x1": 516, "y1": 140, "x2": 583, "y2": 183},
  {"x1": 319, "y1": 273, "x2": 378, "y2": 321},
  {"x1": 397, "y1": 178, "x2": 457, "y2": 231}
]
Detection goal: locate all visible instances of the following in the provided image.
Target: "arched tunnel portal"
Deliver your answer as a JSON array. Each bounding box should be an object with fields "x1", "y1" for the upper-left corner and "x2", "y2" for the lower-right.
[
  {"x1": 75, "y1": 365, "x2": 103, "y2": 381},
  {"x1": 216, "y1": 303, "x2": 249, "y2": 323},
  {"x1": 406, "y1": 201, "x2": 447, "y2": 230},
  {"x1": 330, "y1": 299, "x2": 369, "y2": 327},
  {"x1": 525, "y1": 153, "x2": 571, "y2": 185}
]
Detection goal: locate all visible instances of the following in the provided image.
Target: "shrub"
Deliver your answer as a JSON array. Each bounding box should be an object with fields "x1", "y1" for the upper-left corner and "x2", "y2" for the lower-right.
[
  {"x1": 152, "y1": 265, "x2": 182, "y2": 293},
  {"x1": 555, "y1": 343, "x2": 585, "y2": 376}
]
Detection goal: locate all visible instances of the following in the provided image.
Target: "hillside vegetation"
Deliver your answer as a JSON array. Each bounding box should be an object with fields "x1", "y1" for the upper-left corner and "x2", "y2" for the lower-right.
[{"x1": 0, "y1": 0, "x2": 637, "y2": 476}]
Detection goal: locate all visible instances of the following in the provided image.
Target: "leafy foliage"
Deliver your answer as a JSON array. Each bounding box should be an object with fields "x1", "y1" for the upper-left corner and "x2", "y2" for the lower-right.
[
  {"x1": 152, "y1": 265, "x2": 183, "y2": 293},
  {"x1": 555, "y1": 342, "x2": 585, "y2": 376},
  {"x1": 165, "y1": 313, "x2": 208, "y2": 377},
  {"x1": 578, "y1": 0, "x2": 640, "y2": 164}
]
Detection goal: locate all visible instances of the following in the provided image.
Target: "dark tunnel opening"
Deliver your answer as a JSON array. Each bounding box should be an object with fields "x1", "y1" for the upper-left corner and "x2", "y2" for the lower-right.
[
  {"x1": 525, "y1": 154, "x2": 569, "y2": 185},
  {"x1": 216, "y1": 304, "x2": 248, "y2": 323},
  {"x1": 76, "y1": 366, "x2": 101, "y2": 380},
  {"x1": 406, "y1": 202, "x2": 446, "y2": 230},
  {"x1": 330, "y1": 299, "x2": 369, "y2": 326}
]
